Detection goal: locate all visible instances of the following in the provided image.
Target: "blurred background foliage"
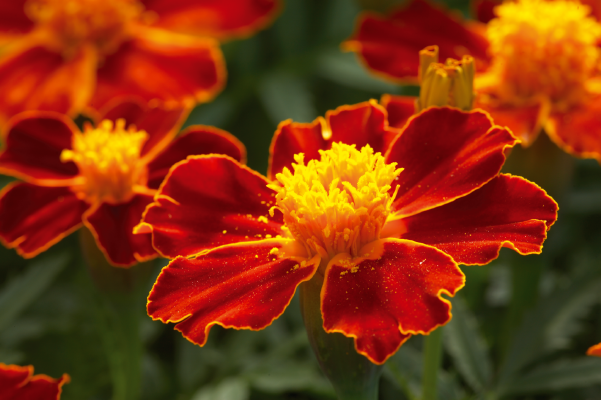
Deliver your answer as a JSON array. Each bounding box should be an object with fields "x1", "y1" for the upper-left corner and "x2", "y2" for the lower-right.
[{"x1": 2, "y1": 0, "x2": 601, "y2": 399}]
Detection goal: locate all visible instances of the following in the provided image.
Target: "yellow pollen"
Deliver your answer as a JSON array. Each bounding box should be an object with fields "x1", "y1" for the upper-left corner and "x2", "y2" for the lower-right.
[
  {"x1": 61, "y1": 119, "x2": 148, "y2": 204},
  {"x1": 268, "y1": 143, "x2": 402, "y2": 264},
  {"x1": 25, "y1": 0, "x2": 148, "y2": 57},
  {"x1": 486, "y1": 0, "x2": 601, "y2": 109}
]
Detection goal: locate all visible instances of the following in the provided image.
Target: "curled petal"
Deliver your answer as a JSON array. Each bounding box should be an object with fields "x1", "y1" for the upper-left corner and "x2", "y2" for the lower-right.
[
  {"x1": 321, "y1": 238, "x2": 464, "y2": 364},
  {"x1": 84, "y1": 194, "x2": 156, "y2": 267},
  {"x1": 0, "y1": 363, "x2": 70, "y2": 400},
  {"x1": 146, "y1": 125, "x2": 246, "y2": 189},
  {"x1": 144, "y1": 0, "x2": 281, "y2": 40},
  {"x1": 344, "y1": 0, "x2": 490, "y2": 81},
  {"x1": 0, "y1": 112, "x2": 79, "y2": 184},
  {"x1": 588, "y1": 343, "x2": 601, "y2": 357},
  {"x1": 147, "y1": 239, "x2": 318, "y2": 346},
  {"x1": 139, "y1": 155, "x2": 283, "y2": 258},
  {"x1": 545, "y1": 97, "x2": 601, "y2": 161},
  {"x1": 97, "y1": 97, "x2": 189, "y2": 158},
  {"x1": 381, "y1": 94, "x2": 416, "y2": 129},
  {"x1": 387, "y1": 107, "x2": 517, "y2": 218},
  {"x1": 0, "y1": 183, "x2": 88, "y2": 258},
  {"x1": 0, "y1": 44, "x2": 96, "y2": 126},
  {"x1": 92, "y1": 28, "x2": 225, "y2": 111},
  {"x1": 398, "y1": 174, "x2": 558, "y2": 265}
]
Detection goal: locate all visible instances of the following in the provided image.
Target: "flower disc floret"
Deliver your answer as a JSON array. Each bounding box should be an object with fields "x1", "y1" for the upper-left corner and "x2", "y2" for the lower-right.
[
  {"x1": 268, "y1": 143, "x2": 402, "y2": 264},
  {"x1": 61, "y1": 119, "x2": 148, "y2": 204},
  {"x1": 486, "y1": 0, "x2": 601, "y2": 109}
]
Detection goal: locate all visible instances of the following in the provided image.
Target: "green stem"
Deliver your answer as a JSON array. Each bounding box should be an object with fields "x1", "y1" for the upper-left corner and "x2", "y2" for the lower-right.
[
  {"x1": 421, "y1": 327, "x2": 443, "y2": 400},
  {"x1": 80, "y1": 228, "x2": 150, "y2": 400},
  {"x1": 300, "y1": 273, "x2": 382, "y2": 400}
]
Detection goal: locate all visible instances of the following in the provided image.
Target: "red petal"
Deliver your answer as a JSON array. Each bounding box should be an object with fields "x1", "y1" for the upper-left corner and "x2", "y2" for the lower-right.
[
  {"x1": 472, "y1": 0, "x2": 500, "y2": 23},
  {"x1": 267, "y1": 101, "x2": 398, "y2": 179},
  {"x1": 140, "y1": 155, "x2": 283, "y2": 258},
  {"x1": 147, "y1": 239, "x2": 318, "y2": 345},
  {"x1": 0, "y1": 183, "x2": 88, "y2": 258},
  {"x1": 84, "y1": 194, "x2": 156, "y2": 267},
  {"x1": 0, "y1": 363, "x2": 69, "y2": 400},
  {"x1": 588, "y1": 343, "x2": 601, "y2": 357},
  {"x1": 92, "y1": 28, "x2": 225, "y2": 111},
  {"x1": 344, "y1": 0, "x2": 490, "y2": 81},
  {"x1": 143, "y1": 0, "x2": 281, "y2": 40},
  {"x1": 474, "y1": 100, "x2": 544, "y2": 147},
  {"x1": 387, "y1": 107, "x2": 517, "y2": 218},
  {"x1": 545, "y1": 97, "x2": 601, "y2": 161},
  {"x1": 97, "y1": 97, "x2": 189, "y2": 157},
  {"x1": 268, "y1": 118, "x2": 327, "y2": 180},
  {"x1": 0, "y1": 1, "x2": 33, "y2": 39},
  {"x1": 381, "y1": 94, "x2": 416, "y2": 129},
  {"x1": 0, "y1": 44, "x2": 96, "y2": 125},
  {"x1": 399, "y1": 174, "x2": 558, "y2": 265},
  {"x1": 146, "y1": 125, "x2": 246, "y2": 189},
  {"x1": 321, "y1": 238, "x2": 464, "y2": 364},
  {"x1": 0, "y1": 112, "x2": 79, "y2": 184}
]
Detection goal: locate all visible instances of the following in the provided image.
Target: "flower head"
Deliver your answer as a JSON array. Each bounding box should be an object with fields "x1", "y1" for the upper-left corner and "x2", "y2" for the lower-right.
[
  {"x1": 0, "y1": 99, "x2": 246, "y2": 266},
  {"x1": 140, "y1": 102, "x2": 557, "y2": 364},
  {"x1": 345, "y1": 0, "x2": 601, "y2": 158},
  {"x1": 0, "y1": 0, "x2": 281, "y2": 127},
  {"x1": 0, "y1": 363, "x2": 69, "y2": 399}
]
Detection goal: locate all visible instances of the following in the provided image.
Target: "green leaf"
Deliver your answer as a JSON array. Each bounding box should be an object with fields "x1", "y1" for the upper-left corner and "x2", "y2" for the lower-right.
[
  {"x1": 191, "y1": 377, "x2": 250, "y2": 400},
  {"x1": 502, "y1": 358, "x2": 601, "y2": 395},
  {"x1": 0, "y1": 253, "x2": 69, "y2": 332},
  {"x1": 258, "y1": 71, "x2": 317, "y2": 124},
  {"x1": 246, "y1": 362, "x2": 333, "y2": 394},
  {"x1": 444, "y1": 296, "x2": 492, "y2": 393}
]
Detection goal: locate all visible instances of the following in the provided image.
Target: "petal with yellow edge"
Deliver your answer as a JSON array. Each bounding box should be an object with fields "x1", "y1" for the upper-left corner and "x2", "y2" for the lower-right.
[
  {"x1": 139, "y1": 155, "x2": 283, "y2": 258},
  {"x1": 144, "y1": 0, "x2": 281, "y2": 41},
  {"x1": 343, "y1": 0, "x2": 490, "y2": 82},
  {"x1": 0, "y1": 363, "x2": 70, "y2": 400},
  {"x1": 399, "y1": 174, "x2": 558, "y2": 265},
  {"x1": 321, "y1": 238, "x2": 464, "y2": 365},
  {"x1": 386, "y1": 107, "x2": 517, "y2": 218},
  {"x1": 0, "y1": 112, "x2": 79, "y2": 184},
  {"x1": 147, "y1": 239, "x2": 319, "y2": 346},
  {"x1": 545, "y1": 96, "x2": 601, "y2": 162},
  {"x1": 97, "y1": 97, "x2": 189, "y2": 158},
  {"x1": 588, "y1": 343, "x2": 601, "y2": 357},
  {"x1": 146, "y1": 125, "x2": 246, "y2": 189},
  {"x1": 0, "y1": 45, "x2": 96, "y2": 127},
  {"x1": 84, "y1": 193, "x2": 156, "y2": 267},
  {"x1": 0, "y1": 183, "x2": 89, "y2": 259},
  {"x1": 91, "y1": 29, "x2": 225, "y2": 112}
]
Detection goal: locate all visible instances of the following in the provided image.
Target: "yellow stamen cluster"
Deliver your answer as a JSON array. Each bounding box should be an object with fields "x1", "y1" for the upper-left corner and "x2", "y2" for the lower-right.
[
  {"x1": 25, "y1": 0, "x2": 146, "y2": 57},
  {"x1": 486, "y1": 0, "x2": 601, "y2": 109},
  {"x1": 61, "y1": 119, "x2": 148, "y2": 204},
  {"x1": 416, "y1": 45, "x2": 475, "y2": 112},
  {"x1": 268, "y1": 143, "x2": 402, "y2": 265}
]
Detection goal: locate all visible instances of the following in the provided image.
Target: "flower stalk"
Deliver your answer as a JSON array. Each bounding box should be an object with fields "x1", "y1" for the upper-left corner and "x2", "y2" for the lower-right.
[{"x1": 421, "y1": 326, "x2": 444, "y2": 400}]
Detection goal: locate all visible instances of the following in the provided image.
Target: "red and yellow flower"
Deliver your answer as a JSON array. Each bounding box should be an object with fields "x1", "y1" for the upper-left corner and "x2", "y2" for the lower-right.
[
  {"x1": 138, "y1": 101, "x2": 557, "y2": 364},
  {"x1": 0, "y1": 99, "x2": 246, "y2": 266},
  {"x1": 0, "y1": 0, "x2": 281, "y2": 128},
  {"x1": 0, "y1": 363, "x2": 69, "y2": 400},
  {"x1": 345, "y1": 0, "x2": 601, "y2": 160}
]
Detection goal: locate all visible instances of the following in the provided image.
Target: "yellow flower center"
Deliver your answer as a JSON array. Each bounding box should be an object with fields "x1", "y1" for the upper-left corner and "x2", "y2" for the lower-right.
[
  {"x1": 268, "y1": 143, "x2": 402, "y2": 265},
  {"x1": 486, "y1": 0, "x2": 601, "y2": 109},
  {"x1": 25, "y1": 0, "x2": 148, "y2": 57},
  {"x1": 61, "y1": 119, "x2": 148, "y2": 204}
]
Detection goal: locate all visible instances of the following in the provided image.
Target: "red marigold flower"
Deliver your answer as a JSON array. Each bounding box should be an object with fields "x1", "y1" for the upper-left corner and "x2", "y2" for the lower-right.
[
  {"x1": 139, "y1": 101, "x2": 558, "y2": 364},
  {"x1": 345, "y1": 0, "x2": 601, "y2": 160},
  {"x1": 0, "y1": 363, "x2": 69, "y2": 400},
  {"x1": 588, "y1": 343, "x2": 601, "y2": 357},
  {"x1": 0, "y1": 99, "x2": 246, "y2": 266},
  {"x1": 0, "y1": 0, "x2": 281, "y2": 128}
]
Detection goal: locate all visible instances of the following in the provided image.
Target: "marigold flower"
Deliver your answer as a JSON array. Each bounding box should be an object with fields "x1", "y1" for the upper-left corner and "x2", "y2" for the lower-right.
[
  {"x1": 0, "y1": 0, "x2": 280, "y2": 128},
  {"x1": 588, "y1": 343, "x2": 601, "y2": 357},
  {"x1": 345, "y1": 0, "x2": 601, "y2": 160},
  {"x1": 0, "y1": 99, "x2": 245, "y2": 266},
  {"x1": 0, "y1": 363, "x2": 69, "y2": 400},
  {"x1": 139, "y1": 101, "x2": 558, "y2": 364}
]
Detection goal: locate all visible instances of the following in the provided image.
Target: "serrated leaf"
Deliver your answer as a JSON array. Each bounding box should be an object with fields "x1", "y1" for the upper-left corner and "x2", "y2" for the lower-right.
[
  {"x1": 444, "y1": 296, "x2": 492, "y2": 393},
  {"x1": 502, "y1": 358, "x2": 601, "y2": 395},
  {"x1": 258, "y1": 72, "x2": 317, "y2": 124},
  {"x1": 191, "y1": 377, "x2": 249, "y2": 400},
  {"x1": 0, "y1": 253, "x2": 69, "y2": 332}
]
